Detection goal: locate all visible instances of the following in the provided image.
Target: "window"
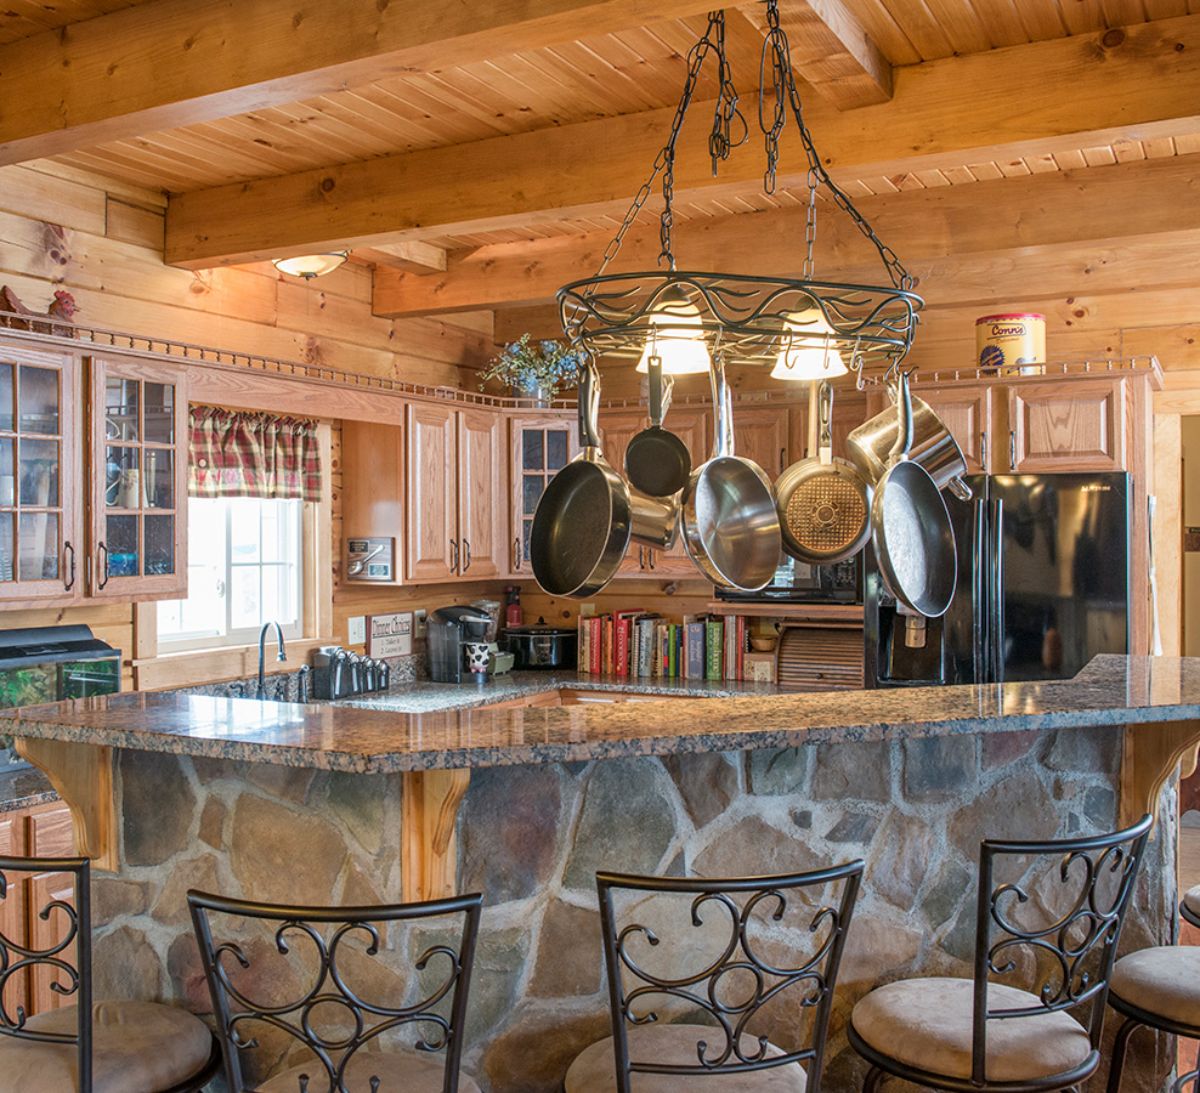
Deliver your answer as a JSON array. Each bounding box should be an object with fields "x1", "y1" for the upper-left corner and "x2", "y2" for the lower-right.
[{"x1": 158, "y1": 497, "x2": 303, "y2": 650}]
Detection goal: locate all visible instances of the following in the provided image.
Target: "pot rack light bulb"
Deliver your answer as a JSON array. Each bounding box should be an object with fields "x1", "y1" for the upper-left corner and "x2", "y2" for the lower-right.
[
  {"x1": 635, "y1": 290, "x2": 712, "y2": 376},
  {"x1": 769, "y1": 310, "x2": 849, "y2": 381},
  {"x1": 272, "y1": 251, "x2": 350, "y2": 279}
]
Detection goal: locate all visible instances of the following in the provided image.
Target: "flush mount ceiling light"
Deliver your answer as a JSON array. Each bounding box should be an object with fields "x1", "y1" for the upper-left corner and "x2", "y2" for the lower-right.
[
  {"x1": 272, "y1": 251, "x2": 350, "y2": 280},
  {"x1": 557, "y1": 0, "x2": 921, "y2": 382}
]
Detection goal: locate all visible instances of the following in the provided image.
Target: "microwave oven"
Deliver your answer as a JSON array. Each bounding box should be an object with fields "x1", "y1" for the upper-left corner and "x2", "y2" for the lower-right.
[{"x1": 715, "y1": 553, "x2": 862, "y2": 605}]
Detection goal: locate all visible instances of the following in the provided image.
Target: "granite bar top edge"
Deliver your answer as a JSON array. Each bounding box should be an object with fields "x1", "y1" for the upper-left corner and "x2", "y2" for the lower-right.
[
  {"x1": 3, "y1": 654, "x2": 1200, "y2": 772},
  {"x1": 0, "y1": 767, "x2": 58, "y2": 812}
]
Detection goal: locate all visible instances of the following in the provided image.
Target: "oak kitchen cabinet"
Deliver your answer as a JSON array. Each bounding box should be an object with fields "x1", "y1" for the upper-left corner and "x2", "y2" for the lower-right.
[
  {"x1": 508, "y1": 412, "x2": 578, "y2": 578},
  {"x1": 0, "y1": 342, "x2": 190, "y2": 610},
  {"x1": 406, "y1": 403, "x2": 506, "y2": 582},
  {"x1": 0, "y1": 800, "x2": 74, "y2": 1019},
  {"x1": 88, "y1": 356, "x2": 189, "y2": 600}
]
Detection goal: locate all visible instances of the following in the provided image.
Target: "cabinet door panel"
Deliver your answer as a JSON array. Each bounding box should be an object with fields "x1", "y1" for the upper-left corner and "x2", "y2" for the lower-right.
[
  {"x1": 507, "y1": 414, "x2": 577, "y2": 578},
  {"x1": 650, "y1": 408, "x2": 709, "y2": 576},
  {"x1": 920, "y1": 385, "x2": 993, "y2": 474},
  {"x1": 0, "y1": 347, "x2": 80, "y2": 606},
  {"x1": 1009, "y1": 378, "x2": 1126, "y2": 473},
  {"x1": 88, "y1": 356, "x2": 187, "y2": 601},
  {"x1": 28, "y1": 871, "x2": 76, "y2": 1015},
  {"x1": 457, "y1": 409, "x2": 505, "y2": 579},
  {"x1": 732, "y1": 407, "x2": 788, "y2": 480},
  {"x1": 599, "y1": 410, "x2": 652, "y2": 576},
  {"x1": 0, "y1": 813, "x2": 27, "y2": 1021},
  {"x1": 406, "y1": 402, "x2": 457, "y2": 581}
]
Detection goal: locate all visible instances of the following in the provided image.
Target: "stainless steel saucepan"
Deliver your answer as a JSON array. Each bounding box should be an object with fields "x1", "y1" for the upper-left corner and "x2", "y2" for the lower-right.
[
  {"x1": 680, "y1": 357, "x2": 782, "y2": 591},
  {"x1": 848, "y1": 381, "x2": 972, "y2": 501},
  {"x1": 530, "y1": 361, "x2": 632, "y2": 597},
  {"x1": 870, "y1": 371, "x2": 957, "y2": 618}
]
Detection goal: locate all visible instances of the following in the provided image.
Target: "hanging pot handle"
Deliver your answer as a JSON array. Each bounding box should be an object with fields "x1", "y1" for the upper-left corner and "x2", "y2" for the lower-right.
[
  {"x1": 818, "y1": 380, "x2": 834, "y2": 464},
  {"x1": 709, "y1": 354, "x2": 734, "y2": 459},
  {"x1": 889, "y1": 371, "x2": 914, "y2": 465},
  {"x1": 647, "y1": 354, "x2": 672, "y2": 428},
  {"x1": 578, "y1": 359, "x2": 602, "y2": 451}
]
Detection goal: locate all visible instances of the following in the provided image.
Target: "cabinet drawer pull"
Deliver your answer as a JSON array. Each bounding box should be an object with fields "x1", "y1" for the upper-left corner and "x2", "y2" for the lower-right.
[
  {"x1": 63, "y1": 541, "x2": 76, "y2": 591},
  {"x1": 97, "y1": 542, "x2": 110, "y2": 590},
  {"x1": 462, "y1": 538, "x2": 472, "y2": 573}
]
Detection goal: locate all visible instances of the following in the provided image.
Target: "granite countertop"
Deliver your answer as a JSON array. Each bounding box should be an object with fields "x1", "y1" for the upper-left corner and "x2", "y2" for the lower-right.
[
  {"x1": 338, "y1": 670, "x2": 778, "y2": 713},
  {"x1": 1, "y1": 655, "x2": 1199, "y2": 774},
  {"x1": 0, "y1": 766, "x2": 58, "y2": 813}
]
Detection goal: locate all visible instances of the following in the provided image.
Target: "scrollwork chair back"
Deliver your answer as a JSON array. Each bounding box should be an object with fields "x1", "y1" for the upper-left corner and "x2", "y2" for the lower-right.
[
  {"x1": 597, "y1": 860, "x2": 864, "y2": 1093},
  {"x1": 969, "y1": 814, "x2": 1153, "y2": 1087},
  {"x1": 187, "y1": 889, "x2": 482, "y2": 1093},
  {"x1": 0, "y1": 854, "x2": 92, "y2": 1091}
]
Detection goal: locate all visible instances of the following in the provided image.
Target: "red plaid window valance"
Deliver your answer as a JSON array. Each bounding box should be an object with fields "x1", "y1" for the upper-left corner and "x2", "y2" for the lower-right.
[{"x1": 188, "y1": 407, "x2": 322, "y2": 502}]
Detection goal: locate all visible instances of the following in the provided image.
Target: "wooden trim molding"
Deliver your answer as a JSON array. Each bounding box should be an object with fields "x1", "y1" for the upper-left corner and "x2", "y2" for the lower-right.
[
  {"x1": 400, "y1": 770, "x2": 471, "y2": 903},
  {"x1": 12, "y1": 738, "x2": 117, "y2": 872}
]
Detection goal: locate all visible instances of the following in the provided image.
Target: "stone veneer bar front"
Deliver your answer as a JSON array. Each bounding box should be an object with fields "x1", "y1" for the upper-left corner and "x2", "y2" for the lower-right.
[{"x1": 2, "y1": 653, "x2": 1198, "y2": 1090}]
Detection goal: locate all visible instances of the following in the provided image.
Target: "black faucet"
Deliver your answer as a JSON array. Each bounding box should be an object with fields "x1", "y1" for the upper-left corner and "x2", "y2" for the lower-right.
[{"x1": 257, "y1": 621, "x2": 287, "y2": 699}]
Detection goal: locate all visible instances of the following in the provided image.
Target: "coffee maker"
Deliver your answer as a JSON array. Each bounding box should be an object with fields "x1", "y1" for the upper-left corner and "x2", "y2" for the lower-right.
[{"x1": 427, "y1": 607, "x2": 492, "y2": 683}]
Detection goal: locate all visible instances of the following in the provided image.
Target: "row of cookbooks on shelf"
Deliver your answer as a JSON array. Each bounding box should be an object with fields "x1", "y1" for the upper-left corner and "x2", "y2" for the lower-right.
[{"x1": 576, "y1": 612, "x2": 775, "y2": 682}]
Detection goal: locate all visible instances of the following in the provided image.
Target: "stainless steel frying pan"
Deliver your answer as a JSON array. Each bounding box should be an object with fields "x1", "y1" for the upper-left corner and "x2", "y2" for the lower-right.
[
  {"x1": 680, "y1": 357, "x2": 782, "y2": 591},
  {"x1": 870, "y1": 371, "x2": 957, "y2": 618},
  {"x1": 530, "y1": 362, "x2": 632, "y2": 597}
]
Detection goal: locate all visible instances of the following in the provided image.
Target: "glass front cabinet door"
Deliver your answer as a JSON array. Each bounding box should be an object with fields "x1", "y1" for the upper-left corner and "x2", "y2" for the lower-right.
[
  {"x1": 0, "y1": 347, "x2": 80, "y2": 604},
  {"x1": 508, "y1": 414, "x2": 578, "y2": 577},
  {"x1": 88, "y1": 357, "x2": 188, "y2": 599}
]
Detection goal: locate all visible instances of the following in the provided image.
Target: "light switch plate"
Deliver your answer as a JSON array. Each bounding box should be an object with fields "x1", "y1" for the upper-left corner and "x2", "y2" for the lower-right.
[{"x1": 347, "y1": 616, "x2": 366, "y2": 645}]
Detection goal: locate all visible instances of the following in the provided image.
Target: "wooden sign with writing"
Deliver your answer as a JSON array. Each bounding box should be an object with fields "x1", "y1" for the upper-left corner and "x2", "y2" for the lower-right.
[{"x1": 367, "y1": 612, "x2": 413, "y2": 658}]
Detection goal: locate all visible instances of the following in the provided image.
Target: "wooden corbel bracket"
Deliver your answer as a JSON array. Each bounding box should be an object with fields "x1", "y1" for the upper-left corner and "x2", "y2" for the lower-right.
[
  {"x1": 13, "y1": 738, "x2": 118, "y2": 872},
  {"x1": 400, "y1": 769, "x2": 471, "y2": 903},
  {"x1": 1121, "y1": 720, "x2": 1200, "y2": 826}
]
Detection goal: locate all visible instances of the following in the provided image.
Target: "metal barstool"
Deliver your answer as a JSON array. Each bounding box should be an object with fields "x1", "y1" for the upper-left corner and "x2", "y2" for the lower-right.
[
  {"x1": 1104, "y1": 884, "x2": 1200, "y2": 1092},
  {"x1": 0, "y1": 854, "x2": 220, "y2": 1093},
  {"x1": 188, "y1": 887, "x2": 483, "y2": 1093},
  {"x1": 848, "y1": 815, "x2": 1153, "y2": 1092},
  {"x1": 564, "y1": 859, "x2": 865, "y2": 1092}
]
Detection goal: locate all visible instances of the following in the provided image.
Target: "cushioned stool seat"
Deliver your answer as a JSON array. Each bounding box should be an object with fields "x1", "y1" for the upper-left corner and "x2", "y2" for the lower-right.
[
  {"x1": 565, "y1": 1024, "x2": 808, "y2": 1092},
  {"x1": 1111, "y1": 945, "x2": 1200, "y2": 1027},
  {"x1": 1184, "y1": 885, "x2": 1200, "y2": 919},
  {"x1": 0, "y1": 999, "x2": 214, "y2": 1093},
  {"x1": 850, "y1": 977, "x2": 1091, "y2": 1084},
  {"x1": 259, "y1": 1049, "x2": 481, "y2": 1093}
]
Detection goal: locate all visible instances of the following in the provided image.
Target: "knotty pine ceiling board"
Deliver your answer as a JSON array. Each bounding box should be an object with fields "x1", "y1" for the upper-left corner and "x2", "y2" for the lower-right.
[{"x1": 0, "y1": 0, "x2": 143, "y2": 44}]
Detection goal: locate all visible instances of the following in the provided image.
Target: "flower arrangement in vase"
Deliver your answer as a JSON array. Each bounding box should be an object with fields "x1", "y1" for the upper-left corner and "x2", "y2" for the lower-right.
[{"x1": 479, "y1": 334, "x2": 584, "y2": 405}]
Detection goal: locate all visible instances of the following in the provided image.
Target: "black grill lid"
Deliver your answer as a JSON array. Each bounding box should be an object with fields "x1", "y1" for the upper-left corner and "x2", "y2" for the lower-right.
[{"x1": 0, "y1": 625, "x2": 120, "y2": 669}]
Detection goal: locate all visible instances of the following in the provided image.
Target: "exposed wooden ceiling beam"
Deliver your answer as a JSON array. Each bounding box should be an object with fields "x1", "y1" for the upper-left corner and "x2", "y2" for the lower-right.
[
  {"x1": 739, "y1": 0, "x2": 892, "y2": 108},
  {"x1": 165, "y1": 15, "x2": 1200, "y2": 270},
  {"x1": 360, "y1": 241, "x2": 448, "y2": 275},
  {"x1": 0, "y1": 0, "x2": 720, "y2": 167},
  {"x1": 372, "y1": 154, "x2": 1200, "y2": 315}
]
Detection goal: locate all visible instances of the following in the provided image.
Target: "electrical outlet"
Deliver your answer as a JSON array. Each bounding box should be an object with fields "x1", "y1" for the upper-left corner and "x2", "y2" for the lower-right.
[
  {"x1": 347, "y1": 616, "x2": 366, "y2": 645},
  {"x1": 414, "y1": 609, "x2": 428, "y2": 638}
]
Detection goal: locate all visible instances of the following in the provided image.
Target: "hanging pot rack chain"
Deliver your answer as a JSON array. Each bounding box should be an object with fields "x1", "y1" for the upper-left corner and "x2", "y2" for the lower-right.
[
  {"x1": 761, "y1": 0, "x2": 912, "y2": 292},
  {"x1": 595, "y1": 10, "x2": 744, "y2": 280}
]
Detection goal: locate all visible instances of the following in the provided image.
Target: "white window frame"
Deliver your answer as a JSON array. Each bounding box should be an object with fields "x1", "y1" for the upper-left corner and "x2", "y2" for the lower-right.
[{"x1": 157, "y1": 496, "x2": 305, "y2": 652}]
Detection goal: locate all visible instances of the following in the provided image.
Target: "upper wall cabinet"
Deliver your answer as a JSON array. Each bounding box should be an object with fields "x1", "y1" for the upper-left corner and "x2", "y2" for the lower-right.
[
  {"x1": 406, "y1": 403, "x2": 507, "y2": 583},
  {"x1": 0, "y1": 347, "x2": 80, "y2": 605},
  {"x1": 88, "y1": 357, "x2": 189, "y2": 600},
  {"x1": 508, "y1": 413, "x2": 578, "y2": 578},
  {"x1": 1007, "y1": 377, "x2": 1127, "y2": 473}
]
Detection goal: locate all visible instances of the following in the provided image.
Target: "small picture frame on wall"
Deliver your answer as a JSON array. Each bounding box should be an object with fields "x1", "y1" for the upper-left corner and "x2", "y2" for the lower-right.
[{"x1": 367, "y1": 612, "x2": 413, "y2": 659}]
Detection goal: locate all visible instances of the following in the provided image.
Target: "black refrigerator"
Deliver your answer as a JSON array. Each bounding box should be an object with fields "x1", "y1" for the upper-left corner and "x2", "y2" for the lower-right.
[{"x1": 866, "y1": 473, "x2": 1131, "y2": 687}]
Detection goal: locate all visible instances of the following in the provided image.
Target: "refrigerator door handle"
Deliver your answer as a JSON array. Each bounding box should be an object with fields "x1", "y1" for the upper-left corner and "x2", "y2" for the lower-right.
[
  {"x1": 972, "y1": 497, "x2": 987, "y2": 682},
  {"x1": 990, "y1": 497, "x2": 1005, "y2": 683}
]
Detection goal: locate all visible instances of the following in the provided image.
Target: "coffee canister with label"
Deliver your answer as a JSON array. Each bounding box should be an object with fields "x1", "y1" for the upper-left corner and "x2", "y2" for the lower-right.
[{"x1": 976, "y1": 313, "x2": 1046, "y2": 373}]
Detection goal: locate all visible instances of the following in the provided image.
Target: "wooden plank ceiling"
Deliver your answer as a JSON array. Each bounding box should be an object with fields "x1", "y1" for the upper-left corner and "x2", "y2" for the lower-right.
[{"x1": 4, "y1": 0, "x2": 1200, "y2": 271}]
